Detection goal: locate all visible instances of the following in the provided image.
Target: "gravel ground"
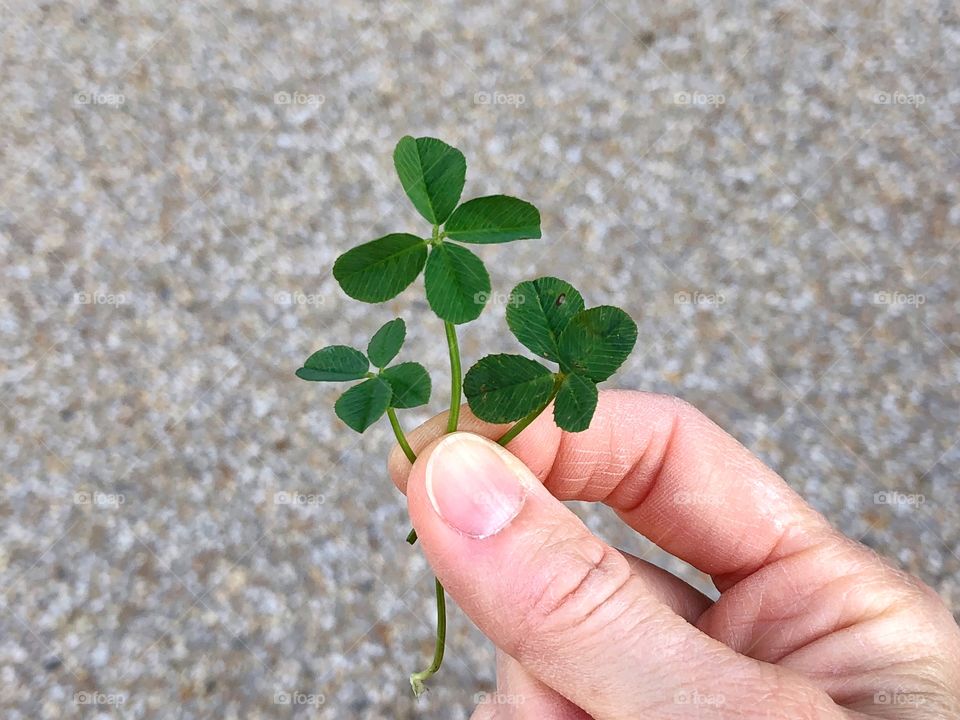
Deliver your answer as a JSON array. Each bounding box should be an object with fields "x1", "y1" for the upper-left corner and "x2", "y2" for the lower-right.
[{"x1": 1, "y1": 1, "x2": 958, "y2": 718}]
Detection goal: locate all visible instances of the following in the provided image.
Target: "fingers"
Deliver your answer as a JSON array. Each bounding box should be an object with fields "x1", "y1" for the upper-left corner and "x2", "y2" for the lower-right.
[
  {"x1": 408, "y1": 432, "x2": 840, "y2": 719},
  {"x1": 492, "y1": 651, "x2": 591, "y2": 719},
  {"x1": 617, "y1": 550, "x2": 713, "y2": 623},
  {"x1": 391, "y1": 390, "x2": 833, "y2": 588}
]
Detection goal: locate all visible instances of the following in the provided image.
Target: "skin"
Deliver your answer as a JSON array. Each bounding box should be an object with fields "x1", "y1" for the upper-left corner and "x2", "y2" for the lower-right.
[{"x1": 387, "y1": 391, "x2": 960, "y2": 719}]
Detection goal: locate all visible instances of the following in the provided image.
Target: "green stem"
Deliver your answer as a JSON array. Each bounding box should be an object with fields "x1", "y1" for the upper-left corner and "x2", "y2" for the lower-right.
[
  {"x1": 407, "y1": 316, "x2": 461, "y2": 695},
  {"x1": 444, "y1": 320, "x2": 461, "y2": 433},
  {"x1": 497, "y1": 373, "x2": 564, "y2": 446},
  {"x1": 409, "y1": 577, "x2": 446, "y2": 697},
  {"x1": 387, "y1": 407, "x2": 416, "y2": 464}
]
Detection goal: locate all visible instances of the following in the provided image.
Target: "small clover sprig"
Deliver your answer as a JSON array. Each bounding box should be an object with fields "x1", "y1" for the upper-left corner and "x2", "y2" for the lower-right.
[
  {"x1": 295, "y1": 318, "x2": 431, "y2": 439},
  {"x1": 294, "y1": 136, "x2": 637, "y2": 697}
]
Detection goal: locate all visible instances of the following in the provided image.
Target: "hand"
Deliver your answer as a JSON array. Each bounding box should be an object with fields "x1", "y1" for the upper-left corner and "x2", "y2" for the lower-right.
[{"x1": 389, "y1": 391, "x2": 960, "y2": 719}]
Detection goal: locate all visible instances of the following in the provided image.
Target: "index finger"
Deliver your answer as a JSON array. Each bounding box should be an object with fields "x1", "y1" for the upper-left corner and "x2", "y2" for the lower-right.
[{"x1": 388, "y1": 390, "x2": 833, "y2": 588}]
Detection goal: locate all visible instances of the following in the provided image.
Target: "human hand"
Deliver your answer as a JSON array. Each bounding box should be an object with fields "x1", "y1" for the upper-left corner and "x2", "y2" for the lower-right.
[{"x1": 389, "y1": 391, "x2": 960, "y2": 719}]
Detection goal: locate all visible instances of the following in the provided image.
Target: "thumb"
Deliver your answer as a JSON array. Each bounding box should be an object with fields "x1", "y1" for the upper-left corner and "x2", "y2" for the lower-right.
[{"x1": 407, "y1": 432, "x2": 840, "y2": 720}]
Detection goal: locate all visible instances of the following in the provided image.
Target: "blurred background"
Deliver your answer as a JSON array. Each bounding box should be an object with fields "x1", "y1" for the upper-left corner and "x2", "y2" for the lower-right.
[{"x1": 2, "y1": 1, "x2": 958, "y2": 718}]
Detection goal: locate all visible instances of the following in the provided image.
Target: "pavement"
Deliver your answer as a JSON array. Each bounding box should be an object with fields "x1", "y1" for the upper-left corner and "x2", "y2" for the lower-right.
[{"x1": 1, "y1": 1, "x2": 958, "y2": 718}]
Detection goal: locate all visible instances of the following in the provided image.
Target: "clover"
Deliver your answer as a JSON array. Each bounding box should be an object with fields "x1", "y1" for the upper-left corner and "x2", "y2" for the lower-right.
[
  {"x1": 464, "y1": 277, "x2": 638, "y2": 434},
  {"x1": 294, "y1": 137, "x2": 637, "y2": 696}
]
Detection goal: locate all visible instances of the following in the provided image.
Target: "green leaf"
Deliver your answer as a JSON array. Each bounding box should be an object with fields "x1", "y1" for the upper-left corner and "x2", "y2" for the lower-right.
[
  {"x1": 333, "y1": 234, "x2": 427, "y2": 303},
  {"x1": 296, "y1": 345, "x2": 369, "y2": 382},
  {"x1": 443, "y1": 195, "x2": 541, "y2": 244},
  {"x1": 463, "y1": 354, "x2": 555, "y2": 423},
  {"x1": 380, "y1": 362, "x2": 431, "y2": 409},
  {"x1": 367, "y1": 318, "x2": 406, "y2": 368},
  {"x1": 557, "y1": 306, "x2": 638, "y2": 382},
  {"x1": 506, "y1": 277, "x2": 586, "y2": 362},
  {"x1": 424, "y1": 242, "x2": 491, "y2": 324},
  {"x1": 553, "y1": 374, "x2": 598, "y2": 432},
  {"x1": 334, "y1": 377, "x2": 392, "y2": 432},
  {"x1": 393, "y1": 136, "x2": 466, "y2": 225}
]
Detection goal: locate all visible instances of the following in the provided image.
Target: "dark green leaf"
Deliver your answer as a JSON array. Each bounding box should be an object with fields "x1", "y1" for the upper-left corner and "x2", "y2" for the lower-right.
[
  {"x1": 393, "y1": 136, "x2": 466, "y2": 225},
  {"x1": 424, "y1": 242, "x2": 491, "y2": 324},
  {"x1": 444, "y1": 195, "x2": 541, "y2": 244},
  {"x1": 296, "y1": 345, "x2": 369, "y2": 382},
  {"x1": 333, "y1": 234, "x2": 427, "y2": 303},
  {"x1": 367, "y1": 318, "x2": 406, "y2": 368},
  {"x1": 380, "y1": 362, "x2": 431, "y2": 409},
  {"x1": 506, "y1": 277, "x2": 585, "y2": 362},
  {"x1": 557, "y1": 306, "x2": 638, "y2": 382},
  {"x1": 463, "y1": 354, "x2": 555, "y2": 423},
  {"x1": 553, "y1": 374, "x2": 598, "y2": 432},
  {"x1": 334, "y1": 377, "x2": 392, "y2": 432}
]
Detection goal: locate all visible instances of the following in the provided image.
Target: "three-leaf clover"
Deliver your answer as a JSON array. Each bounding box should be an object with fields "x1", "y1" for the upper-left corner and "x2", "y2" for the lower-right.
[
  {"x1": 332, "y1": 136, "x2": 542, "y2": 324},
  {"x1": 464, "y1": 277, "x2": 638, "y2": 432},
  {"x1": 295, "y1": 318, "x2": 431, "y2": 432}
]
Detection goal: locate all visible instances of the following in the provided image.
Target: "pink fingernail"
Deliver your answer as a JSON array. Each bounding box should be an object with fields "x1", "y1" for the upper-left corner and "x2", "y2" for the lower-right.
[{"x1": 425, "y1": 433, "x2": 527, "y2": 538}]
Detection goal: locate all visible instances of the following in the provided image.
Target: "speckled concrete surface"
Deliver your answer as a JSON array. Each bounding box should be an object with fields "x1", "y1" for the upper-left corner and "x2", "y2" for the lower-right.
[{"x1": 1, "y1": 1, "x2": 958, "y2": 718}]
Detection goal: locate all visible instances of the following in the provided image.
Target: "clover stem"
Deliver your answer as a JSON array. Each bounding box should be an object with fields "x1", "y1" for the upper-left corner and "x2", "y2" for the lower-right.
[
  {"x1": 409, "y1": 577, "x2": 446, "y2": 697},
  {"x1": 387, "y1": 407, "x2": 417, "y2": 464},
  {"x1": 496, "y1": 373, "x2": 564, "y2": 447},
  {"x1": 408, "y1": 317, "x2": 461, "y2": 695},
  {"x1": 443, "y1": 321, "x2": 462, "y2": 433}
]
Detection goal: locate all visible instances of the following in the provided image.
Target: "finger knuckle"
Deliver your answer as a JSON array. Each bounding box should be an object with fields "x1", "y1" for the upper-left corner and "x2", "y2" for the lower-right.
[{"x1": 511, "y1": 532, "x2": 633, "y2": 659}]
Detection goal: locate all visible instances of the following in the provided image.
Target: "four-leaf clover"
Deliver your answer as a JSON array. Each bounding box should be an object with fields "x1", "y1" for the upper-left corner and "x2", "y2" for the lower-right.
[
  {"x1": 332, "y1": 136, "x2": 542, "y2": 324},
  {"x1": 464, "y1": 277, "x2": 638, "y2": 432}
]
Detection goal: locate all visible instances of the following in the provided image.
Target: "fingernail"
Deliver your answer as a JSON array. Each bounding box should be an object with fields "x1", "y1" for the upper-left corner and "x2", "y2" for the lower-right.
[{"x1": 425, "y1": 433, "x2": 527, "y2": 538}]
